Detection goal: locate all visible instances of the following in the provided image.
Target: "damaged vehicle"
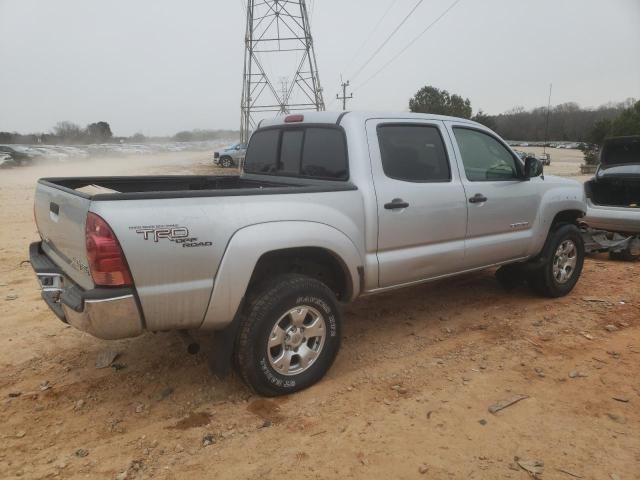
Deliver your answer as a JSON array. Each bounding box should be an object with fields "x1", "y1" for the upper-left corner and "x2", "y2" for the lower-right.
[{"x1": 583, "y1": 136, "x2": 640, "y2": 260}]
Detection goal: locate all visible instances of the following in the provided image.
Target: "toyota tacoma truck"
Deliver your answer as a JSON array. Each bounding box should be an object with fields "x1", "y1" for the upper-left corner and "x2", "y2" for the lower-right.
[{"x1": 30, "y1": 111, "x2": 587, "y2": 396}]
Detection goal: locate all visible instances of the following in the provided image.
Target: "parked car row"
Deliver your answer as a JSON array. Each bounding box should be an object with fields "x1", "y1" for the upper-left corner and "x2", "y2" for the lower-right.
[
  {"x1": 0, "y1": 145, "x2": 36, "y2": 166},
  {"x1": 513, "y1": 150, "x2": 551, "y2": 166},
  {"x1": 508, "y1": 141, "x2": 596, "y2": 150},
  {"x1": 0, "y1": 141, "x2": 231, "y2": 168}
]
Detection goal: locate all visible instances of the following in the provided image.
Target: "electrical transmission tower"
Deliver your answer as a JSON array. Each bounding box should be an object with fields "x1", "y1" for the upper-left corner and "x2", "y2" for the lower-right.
[{"x1": 240, "y1": 0, "x2": 325, "y2": 143}]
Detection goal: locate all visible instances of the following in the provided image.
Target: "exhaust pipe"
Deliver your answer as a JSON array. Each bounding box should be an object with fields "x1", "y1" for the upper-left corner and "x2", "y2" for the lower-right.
[{"x1": 177, "y1": 330, "x2": 200, "y2": 355}]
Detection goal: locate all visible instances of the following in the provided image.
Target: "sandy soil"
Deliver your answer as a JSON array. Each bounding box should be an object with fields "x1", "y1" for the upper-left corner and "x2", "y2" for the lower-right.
[
  {"x1": 0, "y1": 153, "x2": 638, "y2": 480},
  {"x1": 521, "y1": 146, "x2": 586, "y2": 176}
]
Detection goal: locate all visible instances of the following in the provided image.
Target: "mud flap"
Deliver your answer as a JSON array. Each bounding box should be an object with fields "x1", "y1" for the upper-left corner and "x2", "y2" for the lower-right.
[{"x1": 206, "y1": 317, "x2": 242, "y2": 378}]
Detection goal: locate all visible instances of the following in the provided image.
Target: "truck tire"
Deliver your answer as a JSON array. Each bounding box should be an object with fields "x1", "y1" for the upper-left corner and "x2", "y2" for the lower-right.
[
  {"x1": 220, "y1": 156, "x2": 233, "y2": 168},
  {"x1": 235, "y1": 274, "x2": 342, "y2": 396},
  {"x1": 528, "y1": 223, "x2": 585, "y2": 298}
]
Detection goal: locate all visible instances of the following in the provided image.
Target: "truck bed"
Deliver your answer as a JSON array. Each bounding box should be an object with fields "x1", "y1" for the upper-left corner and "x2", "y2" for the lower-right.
[{"x1": 39, "y1": 174, "x2": 356, "y2": 200}]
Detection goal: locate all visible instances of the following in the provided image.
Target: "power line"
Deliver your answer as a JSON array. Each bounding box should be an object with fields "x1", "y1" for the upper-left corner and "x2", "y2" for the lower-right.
[
  {"x1": 343, "y1": 0, "x2": 400, "y2": 74},
  {"x1": 349, "y1": 0, "x2": 424, "y2": 82},
  {"x1": 354, "y1": 0, "x2": 462, "y2": 91}
]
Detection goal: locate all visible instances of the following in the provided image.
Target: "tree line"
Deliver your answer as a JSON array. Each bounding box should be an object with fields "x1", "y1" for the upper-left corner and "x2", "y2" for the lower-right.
[
  {"x1": 3, "y1": 91, "x2": 639, "y2": 145},
  {"x1": 0, "y1": 121, "x2": 113, "y2": 145},
  {"x1": 0, "y1": 121, "x2": 240, "y2": 145},
  {"x1": 409, "y1": 86, "x2": 639, "y2": 144}
]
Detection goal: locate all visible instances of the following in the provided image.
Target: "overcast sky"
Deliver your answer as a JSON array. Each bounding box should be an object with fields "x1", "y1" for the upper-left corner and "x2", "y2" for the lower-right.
[{"x1": 0, "y1": 0, "x2": 638, "y2": 136}]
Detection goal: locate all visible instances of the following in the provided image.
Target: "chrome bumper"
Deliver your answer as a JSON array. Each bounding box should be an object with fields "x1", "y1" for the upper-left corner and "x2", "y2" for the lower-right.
[{"x1": 30, "y1": 242, "x2": 144, "y2": 340}]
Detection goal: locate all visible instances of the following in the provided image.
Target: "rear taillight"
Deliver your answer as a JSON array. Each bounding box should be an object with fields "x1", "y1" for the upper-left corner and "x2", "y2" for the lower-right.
[{"x1": 85, "y1": 212, "x2": 132, "y2": 287}]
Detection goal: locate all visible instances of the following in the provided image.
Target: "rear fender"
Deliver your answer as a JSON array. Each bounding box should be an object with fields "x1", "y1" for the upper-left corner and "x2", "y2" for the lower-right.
[{"x1": 199, "y1": 221, "x2": 362, "y2": 330}]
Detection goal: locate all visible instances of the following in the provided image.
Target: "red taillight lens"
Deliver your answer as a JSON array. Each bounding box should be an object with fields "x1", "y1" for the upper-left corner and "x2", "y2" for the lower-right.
[{"x1": 85, "y1": 212, "x2": 132, "y2": 287}]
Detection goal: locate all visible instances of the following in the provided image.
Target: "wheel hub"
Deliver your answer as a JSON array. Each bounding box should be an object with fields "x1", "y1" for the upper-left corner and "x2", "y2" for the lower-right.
[
  {"x1": 285, "y1": 328, "x2": 304, "y2": 349},
  {"x1": 552, "y1": 240, "x2": 577, "y2": 284},
  {"x1": 267, "y1": 305, "x2": 326, "y2": 376}
]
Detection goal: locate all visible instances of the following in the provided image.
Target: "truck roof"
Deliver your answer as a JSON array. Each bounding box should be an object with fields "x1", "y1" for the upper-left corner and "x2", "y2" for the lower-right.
[{"x1": 259, "y1": 111, "x2": 481, "y2": 128}]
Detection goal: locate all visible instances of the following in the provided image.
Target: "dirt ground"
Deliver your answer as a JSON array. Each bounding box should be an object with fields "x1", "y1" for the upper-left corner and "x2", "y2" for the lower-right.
[{"x1": 0, "y1": 152, "x2": 638, "y2": 480}]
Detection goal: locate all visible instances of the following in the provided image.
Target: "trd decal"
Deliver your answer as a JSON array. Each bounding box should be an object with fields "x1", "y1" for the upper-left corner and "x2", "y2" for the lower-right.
[{"x1": 129, "y1": 224, "x2": 212, "y2": 248}]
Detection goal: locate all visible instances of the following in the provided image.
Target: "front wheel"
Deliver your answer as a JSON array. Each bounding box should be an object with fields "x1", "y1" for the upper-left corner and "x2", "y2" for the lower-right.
[
  {"x1": 220, "y1": 156, "x2": 233, "y2": 168},
  {"x1": 235, "y1": 274, "x2": 342, "y2": 396},
  {"x1": 528, "y1": 223, "x2": 585, "y2": 297}
]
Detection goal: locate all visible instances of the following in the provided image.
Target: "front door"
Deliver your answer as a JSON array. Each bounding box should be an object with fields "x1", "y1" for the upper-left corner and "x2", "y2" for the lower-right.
[
  {"x1": 367, "y1": 119, "x2": 469, "y2": 288},
  {"x1": 445, "y1": 122, "x2": 541, "y2": 268}
]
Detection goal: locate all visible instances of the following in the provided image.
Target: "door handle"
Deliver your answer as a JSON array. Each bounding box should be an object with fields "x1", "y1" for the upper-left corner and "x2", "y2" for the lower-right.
[
  {"x1": 468, "y1": 194, "x2": 487, "y2": 204},
  {"x1": 384, "y1": 198, "x2": 410, "y2": 210}
]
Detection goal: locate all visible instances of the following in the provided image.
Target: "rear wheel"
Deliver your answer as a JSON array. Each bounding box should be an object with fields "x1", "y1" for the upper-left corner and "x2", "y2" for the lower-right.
[
  {"x1": 528, "y1": 223, "x2": 585, "y2": 297},
  {"x1": 235, "y1": 274, "x2": 342, "y2": 396},
  {"x1": 220, "y1": 156, "x2": 233, "y2": 168}
]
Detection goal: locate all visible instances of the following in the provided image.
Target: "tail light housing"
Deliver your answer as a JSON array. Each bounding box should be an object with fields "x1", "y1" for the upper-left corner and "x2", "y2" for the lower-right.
[{"x1": 85, "y1": 212, "x2": 133, "y2": 287}]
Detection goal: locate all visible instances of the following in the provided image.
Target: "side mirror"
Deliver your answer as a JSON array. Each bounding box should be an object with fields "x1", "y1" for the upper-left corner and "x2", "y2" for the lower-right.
[{"x1": 524, "y1": 156, "x2": 543, "y2": 179}]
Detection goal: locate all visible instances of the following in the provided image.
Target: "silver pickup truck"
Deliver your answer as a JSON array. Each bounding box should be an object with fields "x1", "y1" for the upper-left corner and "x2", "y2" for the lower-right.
[
  {"x1": 213, "y1": 143, "x2": 246, "y2": 168},
  {"x1": 30, "y1": 111, "x2": 586, "y2": 396}
]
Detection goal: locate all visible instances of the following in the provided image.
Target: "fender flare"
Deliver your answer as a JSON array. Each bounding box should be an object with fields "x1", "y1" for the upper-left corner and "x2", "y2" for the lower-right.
[
  {"x1": 199, "y1": 221, "x2": 363, "y2": 330},
  {"x1": 530, "y1": 191, "x2": 586, "y2": 256}
]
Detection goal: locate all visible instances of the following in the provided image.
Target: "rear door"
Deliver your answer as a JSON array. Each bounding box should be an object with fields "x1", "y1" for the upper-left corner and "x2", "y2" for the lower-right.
[
  {"x1": 445, "y1": 122, "x2": 540, "y2": 268},
  {"x1": 367, "y1": 119, "x2": 468, "y2": 287}
]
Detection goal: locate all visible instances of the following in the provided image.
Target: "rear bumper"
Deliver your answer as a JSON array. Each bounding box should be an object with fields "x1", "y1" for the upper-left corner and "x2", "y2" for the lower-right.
[
  {"x1": 584, "y1": 200, "x2": 640, "y2": 234},
  {"x1": 30, "y1": 242, "x2": 144, "y2": 340}
]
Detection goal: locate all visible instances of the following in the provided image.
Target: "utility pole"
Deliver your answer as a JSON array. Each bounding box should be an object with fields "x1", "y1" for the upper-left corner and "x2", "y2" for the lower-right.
[
  {"x1": 543, "y1": 83, "x2": 553, "y2": 156},
  {"x1": 240, "y1": 0, "x2": 325, "y2": 144},
  {"x1": 336, "y1": 80, "x2": 353, "y2": 111}
]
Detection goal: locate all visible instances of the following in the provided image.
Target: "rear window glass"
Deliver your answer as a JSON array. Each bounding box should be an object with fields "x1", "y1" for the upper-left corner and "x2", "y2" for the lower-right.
[
  {"x1": 244, "y1": 127, "x2": 348, "y2": 180},
  {"x1": 244, "y1": 129, "x2": 279, "y2": 173},
  {"x1": 281, "y1": 130, "x2": 304, "y2": 173}
]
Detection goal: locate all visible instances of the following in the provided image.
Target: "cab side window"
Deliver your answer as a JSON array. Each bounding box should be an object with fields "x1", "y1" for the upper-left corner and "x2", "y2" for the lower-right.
[
  {"x1": 453, "y1": 128, "x2": 520, "y2": 181},
  {"x1": 377, "y1": 124, "x2": 451, "y2": 182}
]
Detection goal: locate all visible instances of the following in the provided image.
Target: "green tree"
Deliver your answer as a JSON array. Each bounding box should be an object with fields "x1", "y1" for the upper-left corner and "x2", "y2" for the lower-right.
[
  {"x1": 174, "y1": 131, "x2": 194, "y2": 142},
  {"x1": 409, "y1": 86, "x2": 472, "y2": 119},
  {"x1": 471, "y1": 110, "x2": 497, "y2": 130},
  {"x1": 86, "y1": 121, "x2": 113, "y2": 143},
  {"x1": 588, "y1": 119, "x2": 612, "y2": 145},
  {"x1": 610, "y1": 100, "x2": 640, "y2": 137}
]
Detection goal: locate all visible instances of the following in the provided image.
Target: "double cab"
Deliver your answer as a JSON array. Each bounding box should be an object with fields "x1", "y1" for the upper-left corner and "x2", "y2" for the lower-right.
[{"x1": 31, "y1": 111, "x2": 587, "y2": 395}]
